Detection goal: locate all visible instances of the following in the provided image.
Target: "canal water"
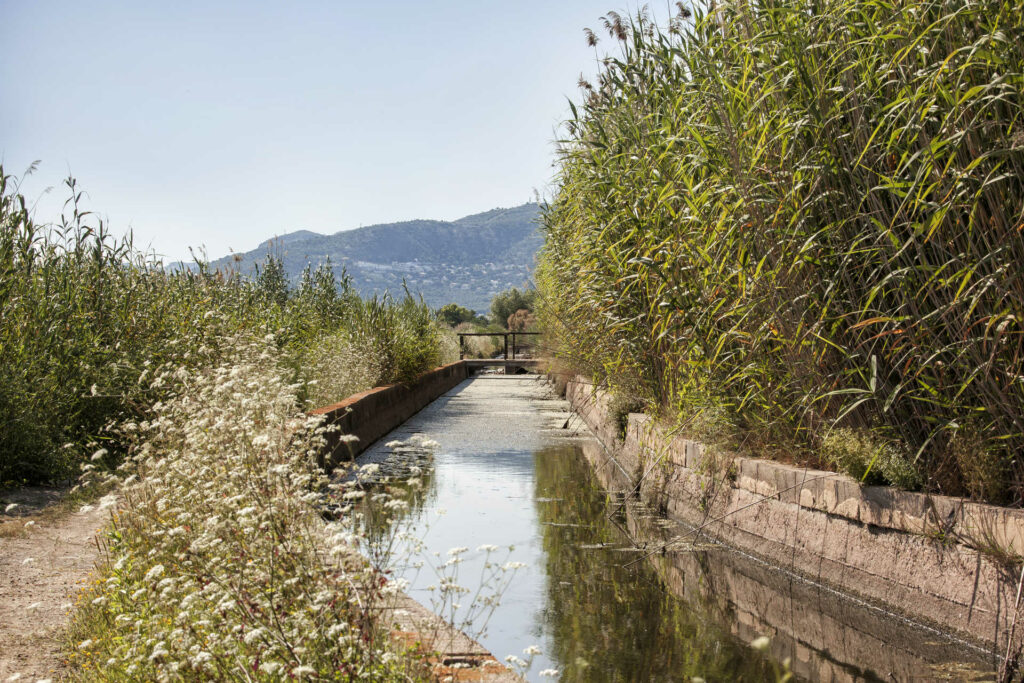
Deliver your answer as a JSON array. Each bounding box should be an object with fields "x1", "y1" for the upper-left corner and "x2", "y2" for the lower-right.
[{"x1": 355, "y1": 375, "x2": 995, "y2": 682}]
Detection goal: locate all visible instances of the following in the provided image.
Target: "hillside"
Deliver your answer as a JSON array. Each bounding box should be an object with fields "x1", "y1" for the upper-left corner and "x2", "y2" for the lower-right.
[{"x1": 208, "y1": 203, "x2": 540, "y2": 311}]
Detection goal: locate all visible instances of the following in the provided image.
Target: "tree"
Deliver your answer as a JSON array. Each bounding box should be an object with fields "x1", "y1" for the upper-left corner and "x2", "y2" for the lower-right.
[
  {"x1": 490, "y1": 287, "x2": 537, "y2": 328},
  {"x1": 437, "y1": 303, "x2": 476, "y2": 327}
]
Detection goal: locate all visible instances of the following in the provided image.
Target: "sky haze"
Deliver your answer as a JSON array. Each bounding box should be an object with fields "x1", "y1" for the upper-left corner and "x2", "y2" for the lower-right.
[{"x1": 2, "y1": 1, "x2": 674, "y2": 261}]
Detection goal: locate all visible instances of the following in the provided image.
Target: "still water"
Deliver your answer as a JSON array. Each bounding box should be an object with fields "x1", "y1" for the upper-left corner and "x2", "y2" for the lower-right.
[{"x1": 356, "y1": 375, "x2": 994, "y2": 682}]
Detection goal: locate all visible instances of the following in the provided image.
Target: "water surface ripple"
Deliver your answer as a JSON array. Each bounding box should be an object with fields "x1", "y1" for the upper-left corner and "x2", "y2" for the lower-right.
[{"x1": 356, "y1": 375, "x2": 993, "y2": 682}]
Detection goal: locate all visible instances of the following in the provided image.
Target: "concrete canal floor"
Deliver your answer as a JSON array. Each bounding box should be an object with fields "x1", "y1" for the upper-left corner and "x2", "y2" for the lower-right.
[{"x1": 356, "y1": 374, "x2": 996, "y2": 682}]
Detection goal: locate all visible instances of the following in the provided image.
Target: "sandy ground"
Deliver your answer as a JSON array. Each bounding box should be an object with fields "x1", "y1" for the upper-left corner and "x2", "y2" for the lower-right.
[{"x1": 0, "y1": 488, "x2": 107, "y2": 682}]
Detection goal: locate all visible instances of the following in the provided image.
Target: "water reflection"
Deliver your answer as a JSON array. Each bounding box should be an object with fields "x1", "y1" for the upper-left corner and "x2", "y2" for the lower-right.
[
  {"x1": 350, "y1": 376, "x2": 994, "y2": 682},
  {"x1": 534, "y1": 444, "x2": 776, "y2": 682}
]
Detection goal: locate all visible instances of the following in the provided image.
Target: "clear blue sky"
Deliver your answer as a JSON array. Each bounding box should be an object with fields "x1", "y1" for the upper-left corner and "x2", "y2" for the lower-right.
[{"x1": 2, "y1": 1, "x2": 673, "y2": 261}]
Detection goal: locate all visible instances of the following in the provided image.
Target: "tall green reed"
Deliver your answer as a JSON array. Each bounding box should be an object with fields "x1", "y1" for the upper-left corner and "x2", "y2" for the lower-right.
[
  {"x1": 0, "y1": 169, "x2": 451, "y2": 485},
  {"x1": 538, "y1": 1, "x2": 1024, "y2": 502}
]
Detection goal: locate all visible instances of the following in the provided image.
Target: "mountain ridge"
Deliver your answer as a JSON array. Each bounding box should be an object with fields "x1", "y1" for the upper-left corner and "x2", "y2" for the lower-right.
[{"x1": 208, "y1": 202, "x2": 541, "y2": 311}]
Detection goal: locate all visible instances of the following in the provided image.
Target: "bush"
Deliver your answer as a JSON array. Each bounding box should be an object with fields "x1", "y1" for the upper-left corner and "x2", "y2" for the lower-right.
[
  {"x1": 490, "y1": 287, "x2": 537, "y2": 328},
  {"x1": 436, "y1": 302, "x2": 477, "y2": 327},
  {"x1": 538, "y1": 3, "x2": 1024, "y2": 503},
  {"x1": 822, "y1": 428, "x2": 921, "y2": 490}
]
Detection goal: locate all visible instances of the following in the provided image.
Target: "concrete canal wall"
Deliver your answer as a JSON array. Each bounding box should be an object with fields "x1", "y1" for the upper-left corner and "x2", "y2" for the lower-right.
[
  {"x1": 310, "y1": 361, "x2": 470, "y2": 467},
  {"x1": 566, "y1": 376, "x2": 1022, "y2": 656}
]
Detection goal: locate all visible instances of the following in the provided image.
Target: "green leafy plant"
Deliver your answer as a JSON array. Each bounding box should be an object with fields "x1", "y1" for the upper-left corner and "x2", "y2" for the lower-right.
[
  {"x1": 538, "y1": 2, "x2": 1024, "y2": 504},
  {"x1": 0, "y1": 168, "x2": 452, "y2": 485}
]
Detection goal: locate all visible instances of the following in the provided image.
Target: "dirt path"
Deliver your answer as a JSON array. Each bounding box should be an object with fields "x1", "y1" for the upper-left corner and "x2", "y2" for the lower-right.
[{"x1": 0, "y1": 488, "x2": 109, "y2": 682}]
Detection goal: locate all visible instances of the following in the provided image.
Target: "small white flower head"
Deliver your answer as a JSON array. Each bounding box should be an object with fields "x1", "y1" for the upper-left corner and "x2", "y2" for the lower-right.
[
  {"x1": 91, "y1": 448, "x2": 108, "y2": 461},
  {"x1": 21, "y1": 557, "x2": 34, "y2": 565},
  {"x1": 504, "y1": 655, "x2": 527, "y2": 669},
  {"x1": 523, "y1": 645, "x2": 542, "y2": 656},
  {"x1": 144, "y1": 564, "x2": 165, "y2": 582},
  {"x1": 78, "y1": 639, "x2": 94, "y2": 651},
  {"x1": 750, "y1": 635, "x2": 771, "y2": 652},
  {"x1": 23, "y1": 521, "x2": 34, "y2": 529},
  {"x1": 292, "y1": 665, "x2": 316, "y2": 676},
  {"x1": 27, "y1": 602, "x2": 42, "y2": 611},
  {"x1": 539, "y1": 670, "x2": 560, "y2": 678},
  {"x1": 4, "y1": 503, "x2": 18, "y2": 513}
]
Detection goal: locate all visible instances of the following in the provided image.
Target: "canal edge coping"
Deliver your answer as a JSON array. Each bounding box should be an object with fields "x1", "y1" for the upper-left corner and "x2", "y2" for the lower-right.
[{"x1": 564, "y1": 375, "x2": 1023, "y2": 656}]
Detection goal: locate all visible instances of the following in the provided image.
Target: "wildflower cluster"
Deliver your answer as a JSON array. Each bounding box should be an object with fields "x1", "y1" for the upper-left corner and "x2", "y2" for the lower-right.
[{"x1": 69, "y1": 335, "x2": 421, "y2": 680}]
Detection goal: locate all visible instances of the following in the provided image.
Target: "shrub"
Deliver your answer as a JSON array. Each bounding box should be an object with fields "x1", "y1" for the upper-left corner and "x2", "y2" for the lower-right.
[
  {"x1": 490, "y1": 287, "x2": 537, "y2": 328},
  {"x1": 822, "y1": 428, "x2": 921, "y2": 490}
]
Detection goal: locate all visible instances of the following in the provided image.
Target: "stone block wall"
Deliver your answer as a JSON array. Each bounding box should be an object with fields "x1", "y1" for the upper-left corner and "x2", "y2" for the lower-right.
[
  {"x1": 566, "y1": 376, "x2": 1022, "y2": 654},
  {"x1": 310, "y1": 361, "x2": 469, "y2": 468}
]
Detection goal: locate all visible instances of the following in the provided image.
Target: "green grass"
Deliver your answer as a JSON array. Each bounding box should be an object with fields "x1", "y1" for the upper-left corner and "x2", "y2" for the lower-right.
[
  {"x1": 538, "y1": 1, "x2": 1024, "y2": 503},
  {"x1": 0, "y1": 169, "x2": 452, "y2": 485}
]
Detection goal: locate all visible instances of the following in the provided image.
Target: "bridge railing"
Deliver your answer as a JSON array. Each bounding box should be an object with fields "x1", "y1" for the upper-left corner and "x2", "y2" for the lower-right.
[{"x1": 457, "y1": 331, "x2": 540, "y2": 361}]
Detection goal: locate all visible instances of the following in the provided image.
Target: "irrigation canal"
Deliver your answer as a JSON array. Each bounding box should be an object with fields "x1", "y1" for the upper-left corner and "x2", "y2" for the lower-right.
[{"x1": 354, "y1": 374, "x2": 995, "y2": 682}]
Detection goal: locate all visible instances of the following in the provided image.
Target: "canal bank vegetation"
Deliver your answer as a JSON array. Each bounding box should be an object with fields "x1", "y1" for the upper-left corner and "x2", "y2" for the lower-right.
[
  {"x1": 68, "y1": 336, "x2": 430, "y2": 680},
  {"x1": 537, "y1": 2, "x2": 1024, "y2": 505},
  {"x1": 0, "y1": 169, "x2": 492, "y2": 678},
  {"x1": 0, "y1": 167, "x2": 454, "y2": 486}
]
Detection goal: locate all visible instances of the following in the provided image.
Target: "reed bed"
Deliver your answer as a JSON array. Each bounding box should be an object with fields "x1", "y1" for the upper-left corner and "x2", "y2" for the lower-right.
[
  {"x1": 0, "y1": 169, "x2": 453, "y2": 485},
  {"x1": 538, "y1": 1, "x2": 1024, "y2": 502}
]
